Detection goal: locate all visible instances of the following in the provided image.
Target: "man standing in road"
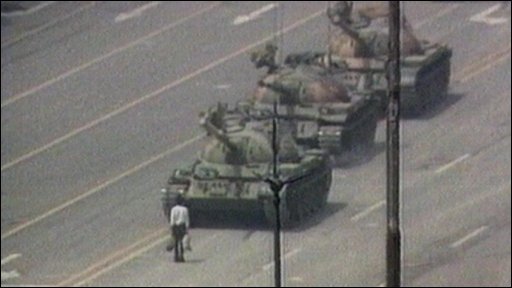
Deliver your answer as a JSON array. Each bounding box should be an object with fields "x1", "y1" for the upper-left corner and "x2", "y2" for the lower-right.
[{"x1": 169, "y1": 194, "x2": 190, "y2": 262}]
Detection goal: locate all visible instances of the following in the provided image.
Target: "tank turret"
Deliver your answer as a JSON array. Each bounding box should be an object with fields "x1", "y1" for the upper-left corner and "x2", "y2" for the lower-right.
[
  {"x1": 161, "y1": 104, "x2": 332, "y2": 226},
  {"x1": 324, "y1": 1, "x2": 452, "y2": 115},
  {"x1": 247, "y1": 46, "x2": 379, "y2": 158}
]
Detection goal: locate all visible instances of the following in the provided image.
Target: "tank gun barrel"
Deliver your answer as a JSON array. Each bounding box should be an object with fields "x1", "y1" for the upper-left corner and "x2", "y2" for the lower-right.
[{"x1": 259, "y1": 79, "x2": 293, "y2": 97}]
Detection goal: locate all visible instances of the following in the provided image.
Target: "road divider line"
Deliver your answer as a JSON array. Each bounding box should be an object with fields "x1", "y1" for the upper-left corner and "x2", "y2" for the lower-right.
[
  {"x1": 1, "y1": 134, "x2": 204, "y2": 240},
  {"x1": 470, "y1": 4, "x2": 509, "y2": 25},
  {"x1": 1, "y1": 2, "x2": 220, "y2": 109},
  {"x1": 1, "y1": 8, "x2": 325, "y2": 239},
  {"x1": 0, "y1": 1, "x2": 56, "y2": 17},
  {"x1": 71, "y1": 232, "x2": 221, "y2": 287},
  {"x1": 1, "y1": 270, "x2": 20, "y2": 281},
  {"x1": 58, "y1": 228, "x2": 167, "y2": 287},
  {"x1": 73, "y1": 235, "x2": 169, "y2": 287},
  {"x1": 115, "y1": 2, "x2": 161, "y2": 23},
  {"x1": 233, "y1": 3, "x2": 278, "y2": 25},
  {"x1": 450, "y1": 226, "x2": 489, "y2": 248},
  {"x1": 436, "y1": 184, "x2": 511, "y2": 222},
  {"x1": 1, "y1": 2, "x2": 96, "y2": 49},
  {"x1": 351, "y1": 200, "x2": 385, "y2": 222},
  {"x1": 459, "y1": 50, "x2": 511, "y2": 83},
  {"x1": 412, "y1": 3, "x2": 462, "y2": 30},
  {"x1": 1, "y1": 254, "x2": 22, "y2": 266},
  {"x1": 2, "y1": 1, "x2": 463, "y2": 168},
  {"x1": 262, "y1": 248, "x2": 301, "y2": 271},
  {"x1": 435, "y1": 154, "x2": 470, "y2": 174},
  {"x1": 1, "y1": 8, "x2": 323, "y2": 173},
  {"x1": 453, "y1": 44, "x2": 511, "y2": 83}
]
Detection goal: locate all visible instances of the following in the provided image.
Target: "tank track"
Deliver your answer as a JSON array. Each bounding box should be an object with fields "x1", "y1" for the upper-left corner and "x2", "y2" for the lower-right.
[{"x1": 405, "y1": 52, "x2": 451, "y2": 115}]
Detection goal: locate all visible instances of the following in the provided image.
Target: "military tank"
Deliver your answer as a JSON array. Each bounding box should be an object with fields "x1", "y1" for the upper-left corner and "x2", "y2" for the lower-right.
[
  {"x1": 247, "y1": 44, "x2": 380, "y2": 158},
  {"x1": 161, "y1": 107, "x2": 332, "y2": 227},
  {"x1": 325, "y1": 1, "x2": 452, "y2": 115}
]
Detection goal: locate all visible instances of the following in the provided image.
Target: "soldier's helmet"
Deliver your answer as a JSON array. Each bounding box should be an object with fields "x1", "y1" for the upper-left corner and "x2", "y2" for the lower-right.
[
  {"x1": 327, "y1": 1, "x2": 353, "y2": 24},
  {"x1": 250, "y1": 43, "x2": 278, "y2": 69}
]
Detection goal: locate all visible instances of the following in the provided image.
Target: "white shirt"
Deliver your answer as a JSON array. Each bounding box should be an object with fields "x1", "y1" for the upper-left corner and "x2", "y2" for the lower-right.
[{"x1": 170, "y1": 205, "x2": 189, "y2": 229}]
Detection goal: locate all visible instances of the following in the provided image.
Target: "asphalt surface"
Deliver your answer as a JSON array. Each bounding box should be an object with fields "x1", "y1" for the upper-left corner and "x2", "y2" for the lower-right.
[{"x1": 1, "y1": 1, "x2": 510, "y2": 287}]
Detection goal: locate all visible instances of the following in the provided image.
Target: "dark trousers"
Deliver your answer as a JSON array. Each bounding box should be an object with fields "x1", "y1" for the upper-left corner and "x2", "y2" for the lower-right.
[{"x1": 172, "y1": 224, "x2": 187, "y2": 262}]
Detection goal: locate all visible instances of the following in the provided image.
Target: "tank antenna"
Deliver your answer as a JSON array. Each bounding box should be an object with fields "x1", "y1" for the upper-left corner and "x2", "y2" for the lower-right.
[
  {"x1": 271, "y1": 98, "x2": 282, "y2": 288},
  {"x1": 327, "y1": 1, "x2": 332, "y2": 68}
]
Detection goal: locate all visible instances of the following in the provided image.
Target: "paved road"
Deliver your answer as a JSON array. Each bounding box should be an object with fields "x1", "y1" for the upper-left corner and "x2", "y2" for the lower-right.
[{"x1": 1, "y1": 1, "x2": 510, "y2": 287}]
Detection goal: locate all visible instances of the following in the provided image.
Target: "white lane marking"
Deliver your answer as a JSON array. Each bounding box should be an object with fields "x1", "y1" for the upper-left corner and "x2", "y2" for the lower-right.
[
  {"x1": 262, "y1": 248, "x2": 301, "y2": 271},
  {"x1": 1, "y1": 2, "x2": 96, "y2": 49},
  {"x1": 1, "y1": 270, "x2": 20, "y2": 281},
  {"x1": 412, "y1": 3, "x2": 462, "y2": 29},
  {"x1": 470, "y1": 4, "x2": 509, "y2": 25},
  {"x1": 72, "y1": 232, "x2": 221, "y2": 286},
  {"x1": 351, "y1": 200, "x2": 385, "y2": 222},
  {"x1": 214, "y1": 84, "x2": 231, "y2": 90},
  {"x1": 0, "y1": 1, "x2": 56, "y2": 17},
  {"x1": 1, "y1": 254, "x2": 21, "y2": 266},
  {"x1": 73, "y1": 237, "x2": 170, "y2": 286},
  {"x1": 115, "y1": 2, "x2": 161, "y2": 23},
  {"x1": 0, "y1": 3, "x2": 219, "y2": 109},
  {"x1": 435, "y1": 154, "x2": 470, "y2": 174},
  {"x1": 436, "y1": 184, "x2": 511, "y2": 223},
  {"x1": 377, "y1": 282, "x2": 386, "y2": 287},
  {"x1": 1, "y1": 254, "x2": 22, "y2": 282},
  {"x1": 1, "y1": 133, "x2": 204, "y2": 240},
  {"x1": 364, "y1": 223, "x2": 379, "y2": 228},
  {"x1": 0, "y1": 8, "x2": 323, "y2": 172},
  {"x1": 453, "y1": 43, "x2": 511, "y2": 82},
  {"x1": 233, "y1": 3, "x2": 278, "y2": 25},
  {"x1": 58, "y1": 228, "x2": 168, "y2": 286},
  {"x1": 450, "y1": 226, "x2": 489, "y2": 248},
  {"x1": 1, "y1": 9, "x2": 324, "y2": 239},
  {"x1": 459, "y1": 48, "x2": 511, "y2": 83},
  {"x1": 289, "y1": 276, "x2": 303, "y2": 282}
]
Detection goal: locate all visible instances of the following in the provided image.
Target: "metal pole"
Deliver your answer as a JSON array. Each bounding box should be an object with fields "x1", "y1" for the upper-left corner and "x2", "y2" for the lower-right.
[
  {"x1": 386, "y1": 1, "x2": 401, "y2": 287},
  {"x1": 274, "y1": 189, "x2": 281, "y2": 287},
  {"x1": 272, "y1": 100, "x2": 282, "y2": 287}
]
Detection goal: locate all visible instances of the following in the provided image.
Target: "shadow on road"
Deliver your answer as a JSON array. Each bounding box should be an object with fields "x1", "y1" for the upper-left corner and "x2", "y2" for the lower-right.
[
  {"x1": 331, "y1": 141, "x2": 386, "y2": 169},
  {"x1": 189, "y1": 202, "x2": 347, "y2": 232},
  {"x1": 402, "y1": 92, "x2": 465, "y2": 120}
]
